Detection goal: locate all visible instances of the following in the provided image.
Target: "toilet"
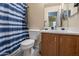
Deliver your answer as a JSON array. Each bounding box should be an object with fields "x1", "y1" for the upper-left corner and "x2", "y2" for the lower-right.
[
  {"x1": 21, "y1": 39, "x2": 35, "y2": 56},
  {"x1": 21, "y1": 29, "x2": 40, "y2": 56}
]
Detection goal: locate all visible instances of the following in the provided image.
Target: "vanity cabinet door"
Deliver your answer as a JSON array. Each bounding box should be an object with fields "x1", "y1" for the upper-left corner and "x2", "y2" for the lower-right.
[
  {"x1": 75, "y1": 36, "x2": 79, "y2": 55},
  {"x1": 59, "y1": 35, "x2": 76, "y2": 56},
  {"x1": 40, "y1": 33, "x2": 59, "y2": 56}
]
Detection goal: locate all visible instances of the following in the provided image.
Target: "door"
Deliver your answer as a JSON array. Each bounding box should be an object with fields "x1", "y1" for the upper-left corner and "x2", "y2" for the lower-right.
[
  {"x1": 75, "y1": 36, "x2": 79, "y2": 55},
  {"x1": 59, "y1": 35, "x2": 76, "y2": 56},
  {"x1": 40, "y1": 33, "x2": 59, "y2": 56}
]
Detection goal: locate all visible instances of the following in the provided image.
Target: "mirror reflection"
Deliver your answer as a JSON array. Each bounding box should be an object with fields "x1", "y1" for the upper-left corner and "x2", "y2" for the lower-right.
[{"x1": 44, "y1": 3, "x2": 78, "y2": 30}]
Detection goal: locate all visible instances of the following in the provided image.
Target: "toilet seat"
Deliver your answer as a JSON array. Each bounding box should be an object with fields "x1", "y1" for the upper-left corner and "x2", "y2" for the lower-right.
[{"x1": 21, "y1": 39, "x2": 35, "y2": 49}]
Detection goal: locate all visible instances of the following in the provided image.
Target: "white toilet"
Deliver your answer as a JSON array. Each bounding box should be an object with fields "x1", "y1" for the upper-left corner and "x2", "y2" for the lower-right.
[
  {"x1": 21, "y1": 39, "x2": 35, "y2": 56},
  {"x1": 21, "y1": 29, "x2": 40, "y2": 56}
]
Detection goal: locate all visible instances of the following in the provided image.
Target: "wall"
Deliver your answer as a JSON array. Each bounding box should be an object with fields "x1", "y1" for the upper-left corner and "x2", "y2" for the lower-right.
[{"x1": 28, "y1": 3, "x2": 44, "y2": 29}]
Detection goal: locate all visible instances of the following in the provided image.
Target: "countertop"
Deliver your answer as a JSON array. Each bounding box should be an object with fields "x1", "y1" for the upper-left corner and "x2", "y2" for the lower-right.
[{"x1": 41, "y1": 27, "x2": 79, "y2": 35}]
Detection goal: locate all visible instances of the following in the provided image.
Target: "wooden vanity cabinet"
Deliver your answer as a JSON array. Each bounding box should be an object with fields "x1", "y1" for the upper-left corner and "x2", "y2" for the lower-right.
[
  {"x1": 59, "y1": 35, "x2": 76, "y2": 56},
  {"x1": 40, "y1": 33, "x2": 79, "y2": 56},
  {"x1": 40, "y1": 33, "x2": 59, "y2": 56}
]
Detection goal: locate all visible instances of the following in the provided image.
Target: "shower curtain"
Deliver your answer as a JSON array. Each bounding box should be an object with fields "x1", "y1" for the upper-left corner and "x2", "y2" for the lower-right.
[{"x1": 0, "y1": 3, "x2": 29, "y2": 56}]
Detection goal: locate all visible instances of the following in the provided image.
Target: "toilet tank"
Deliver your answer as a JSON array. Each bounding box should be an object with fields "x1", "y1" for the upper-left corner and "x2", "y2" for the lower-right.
[{"x1": 29, "y1": 29, "x2": 40, "y2": 40}]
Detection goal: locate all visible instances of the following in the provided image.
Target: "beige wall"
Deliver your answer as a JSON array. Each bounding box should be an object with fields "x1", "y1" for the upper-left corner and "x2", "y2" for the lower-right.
[{"x1": 28, "y1": 3, "x2": 44, "y2": 29}]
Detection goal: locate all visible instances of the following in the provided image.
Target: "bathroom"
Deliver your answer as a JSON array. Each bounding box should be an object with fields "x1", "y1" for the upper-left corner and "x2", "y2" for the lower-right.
[{"x1": 0, "y1": 3, "x2": 79, "y2": 56}]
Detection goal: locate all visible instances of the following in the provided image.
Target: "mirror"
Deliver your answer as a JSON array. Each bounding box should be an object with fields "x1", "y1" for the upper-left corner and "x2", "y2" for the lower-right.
[
  {"x1": 44, "y1": 3, "x2": 61, "y2": 29},
  {"x1": 44, "y1": 3, "x2": 78, "y2": 30}
]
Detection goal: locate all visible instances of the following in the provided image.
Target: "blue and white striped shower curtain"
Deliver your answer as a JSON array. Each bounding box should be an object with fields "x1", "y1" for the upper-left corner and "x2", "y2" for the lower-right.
[{"x1": 0, "y1": 3, "x2": 29, "y2": 56}]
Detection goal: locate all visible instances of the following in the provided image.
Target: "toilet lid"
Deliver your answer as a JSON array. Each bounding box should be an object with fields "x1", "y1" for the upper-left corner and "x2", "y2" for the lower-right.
[{"x1": 21, "y1": 39, "x2": 35, "y2": 46}]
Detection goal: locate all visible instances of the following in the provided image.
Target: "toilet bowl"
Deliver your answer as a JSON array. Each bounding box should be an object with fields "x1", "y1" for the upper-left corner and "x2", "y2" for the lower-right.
[
  {"x1": 21, "y1": 29, "x2": 40, "y2": 56},
  {"x1": 21, "y1": 39, "x2": 35, "y2": 56}
]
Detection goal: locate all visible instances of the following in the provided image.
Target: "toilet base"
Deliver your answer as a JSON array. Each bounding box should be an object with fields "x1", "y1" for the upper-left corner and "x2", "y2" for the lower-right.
[{"x1": 22, "y1": 48, "x2": 32, "y2": 56}]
